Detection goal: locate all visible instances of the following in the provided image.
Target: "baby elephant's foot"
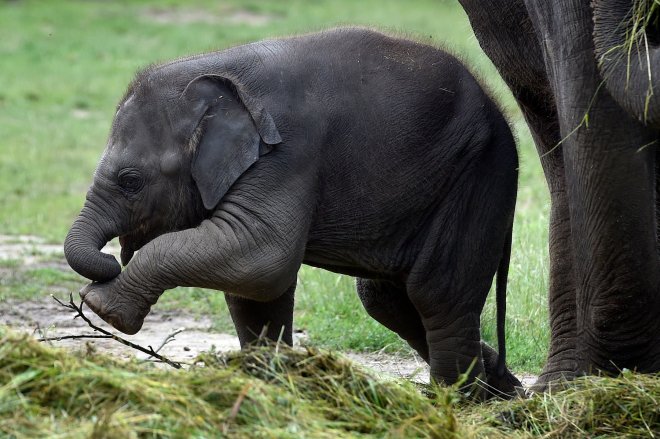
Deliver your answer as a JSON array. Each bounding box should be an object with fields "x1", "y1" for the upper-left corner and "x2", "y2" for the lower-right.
[
  {"x1": 481, "y1": 341, "x2": 526, "y2": 398},
  {"x1": 80, "y1": 279, "x2": 152, "y2": 335}
]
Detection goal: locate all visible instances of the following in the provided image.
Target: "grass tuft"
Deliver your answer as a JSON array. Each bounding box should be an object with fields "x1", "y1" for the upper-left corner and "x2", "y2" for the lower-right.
[
  {"x1": 200, "y1": 345, "x2": 461, "y2": 436},
  {"x1": 466, "y1": 372, "x2": 660, "y2": 438},
  {"x1": 626, "y1": 0, "x2": 660, "y2": 119}
]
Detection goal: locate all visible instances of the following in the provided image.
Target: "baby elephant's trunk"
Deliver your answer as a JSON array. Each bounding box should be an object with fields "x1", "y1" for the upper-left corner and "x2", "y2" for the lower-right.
[{"x1": 64, "y1": 198, "x2": 122, "y2": 282}]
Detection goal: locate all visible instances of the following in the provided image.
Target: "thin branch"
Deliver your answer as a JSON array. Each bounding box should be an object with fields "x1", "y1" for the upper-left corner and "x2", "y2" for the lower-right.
[
  {"x1": 38, "y1": 292, "x2": 182, "y2": 369},
  {"x1": 146, "y1": 327, "x2": 185, "y2": 358},
  {"x1": 39, "y1": 334, "x2": 113, "y2": 342}
]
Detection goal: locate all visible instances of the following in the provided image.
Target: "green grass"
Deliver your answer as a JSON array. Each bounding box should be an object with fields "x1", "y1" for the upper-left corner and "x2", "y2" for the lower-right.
[
  {"x1": 296, "y1": 268, "x2": 407, "y2": 353},
  {"x1": 0, "y1": 0, "x2": 550, "y2": 373},
  {"x1": 0, "y1": 266, "x2": 81, "y2": 302},
  {"x1": 2, "y1": 329, "x2": 659, "y2": 438}
]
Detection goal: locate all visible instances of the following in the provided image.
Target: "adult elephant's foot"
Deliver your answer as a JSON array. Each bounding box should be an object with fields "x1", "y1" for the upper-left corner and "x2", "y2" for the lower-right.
[
  {"x1": 532, "y1": 356, "x2": 580, "y2": 393},
  {"x1": 80, "y1": 278, "x2": 154, "y2": 335},
  {"x1": 531, "y1": 371, "x2": 578, "y2": 393}
]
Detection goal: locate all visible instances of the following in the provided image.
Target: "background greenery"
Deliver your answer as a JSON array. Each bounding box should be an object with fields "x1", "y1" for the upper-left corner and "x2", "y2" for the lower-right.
[{"x1": 0, "y1": 0, "x2": 550, "y2": 373}]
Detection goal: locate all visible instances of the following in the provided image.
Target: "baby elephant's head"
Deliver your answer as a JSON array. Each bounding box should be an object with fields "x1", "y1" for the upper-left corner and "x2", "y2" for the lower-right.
[{"x1": 64, "y1": 68, "x2": 281, "y2": 282}]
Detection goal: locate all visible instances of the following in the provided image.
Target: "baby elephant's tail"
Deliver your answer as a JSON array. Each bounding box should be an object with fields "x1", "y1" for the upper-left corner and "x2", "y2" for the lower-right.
[{"x1": 495, "y1": 220, "x2": 513, "y2": 378}]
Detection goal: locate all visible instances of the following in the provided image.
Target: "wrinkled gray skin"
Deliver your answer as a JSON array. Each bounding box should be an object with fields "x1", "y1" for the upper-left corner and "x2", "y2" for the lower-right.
[
  {"x1": 458, "y1": 0, "x2": 660, "y2": 391},
  {"x1": 64, "y1": 28, "x2": 520, "y2": 397}
]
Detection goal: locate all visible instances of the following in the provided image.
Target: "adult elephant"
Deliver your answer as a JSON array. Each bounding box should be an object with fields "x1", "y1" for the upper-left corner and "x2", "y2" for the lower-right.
[{"x1": 458, "y1": 0, "x2": 660, "y2": 388}]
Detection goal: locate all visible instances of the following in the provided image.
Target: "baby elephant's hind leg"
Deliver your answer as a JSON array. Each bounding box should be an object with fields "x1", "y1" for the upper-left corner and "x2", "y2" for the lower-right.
[
  {"x1": 407, "y1": 196, "x2": 512, "y2": 396},
  {"x1": 408, "y1": 281, "x2": 485, "y2": 393},
  {"x1": 356, "y1": 278, "x2": 429, "y2": 361}
]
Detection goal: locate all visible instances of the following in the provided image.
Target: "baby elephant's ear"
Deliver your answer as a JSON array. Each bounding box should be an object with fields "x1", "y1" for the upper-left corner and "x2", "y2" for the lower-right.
[{"x1": 182, "y1": 74, "x2": 282, "y2": 210}]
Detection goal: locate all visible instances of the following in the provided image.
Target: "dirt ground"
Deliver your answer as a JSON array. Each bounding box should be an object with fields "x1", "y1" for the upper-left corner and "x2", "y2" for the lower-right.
[{"x1": 0, "y1": 235, "x2": 535, "y2": 387}]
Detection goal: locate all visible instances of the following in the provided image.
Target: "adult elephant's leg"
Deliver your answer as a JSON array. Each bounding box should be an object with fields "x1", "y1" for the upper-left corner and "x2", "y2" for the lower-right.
[
  {"x1": 356, "y1": 278, "x2": 428, "y2": 361},
  {"x1": 535, "y1": 188, "x2": 579, "y2": 387},
  {"x1": 656, "y1": 148, "x2": 660, "y2": 253},
  {"x1": 459, "y1": 0, "x2": 579, "y2": 386},
  {"x1": 525, "y1": 1, "x2": 660, "y2": 373},
  {"x1": 225, "y1": 283, "x2": 296, "y2": 347},
  {"x1": 563, "y1": 114, "x2": 660, "y2": 372}
]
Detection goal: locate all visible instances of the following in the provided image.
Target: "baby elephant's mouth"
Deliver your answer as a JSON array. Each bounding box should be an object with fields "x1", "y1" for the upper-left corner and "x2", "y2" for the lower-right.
[
  {"x1": 118, "y1": 235, "x2": 135, "y2": 266},
  {"x1": 118, "y1": 219, "x2": 177, "y2": 266},
  {"x1": 118, "y1": 230, "x2": 150, "y2": 266}
]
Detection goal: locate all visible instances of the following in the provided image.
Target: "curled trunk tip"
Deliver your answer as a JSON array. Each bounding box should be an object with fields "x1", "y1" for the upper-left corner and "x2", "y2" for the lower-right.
[{"x1": 64, "y1": 204, "x2": 122, "y2": 282}]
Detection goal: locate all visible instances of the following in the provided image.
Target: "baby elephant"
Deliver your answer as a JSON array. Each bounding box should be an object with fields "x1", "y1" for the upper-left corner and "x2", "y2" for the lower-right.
[{"x1": 64, "y1": 28, "x2": 520, "y2": 397}]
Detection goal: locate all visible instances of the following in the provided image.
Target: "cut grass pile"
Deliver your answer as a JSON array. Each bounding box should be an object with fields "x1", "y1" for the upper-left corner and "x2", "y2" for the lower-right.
[
  {"x1": 2, "y1": 327, "x2": 659, "y2": 438},
  {"x1": 470, "y1": 373, "x2": 660, "y2": 438},
  {"x1": 0, "y1": 328, "x2": 458, "y2": 438}
]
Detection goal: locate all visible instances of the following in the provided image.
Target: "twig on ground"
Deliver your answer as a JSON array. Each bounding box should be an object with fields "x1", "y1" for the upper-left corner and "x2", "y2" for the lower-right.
[
  {"x1": 146, "y1": 326, "x2": 185, "y2": 358},
  {"x1": 37, "y1": 292, "x2": 182, "y2": 369}
]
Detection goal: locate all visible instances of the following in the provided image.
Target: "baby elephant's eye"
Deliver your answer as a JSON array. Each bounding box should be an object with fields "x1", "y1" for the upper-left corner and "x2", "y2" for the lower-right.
[{"x1": 118, "y1": 169, "x2": 144, "y2": 193}]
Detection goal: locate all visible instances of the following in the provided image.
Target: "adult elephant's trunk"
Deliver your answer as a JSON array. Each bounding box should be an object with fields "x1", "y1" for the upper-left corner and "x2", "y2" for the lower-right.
[
  {"x1": 593, "y1": 0, "x2": 660, "y2": 128},
  {"x1": 64, "y1": 196, "x2": 122, "y2": 283}
]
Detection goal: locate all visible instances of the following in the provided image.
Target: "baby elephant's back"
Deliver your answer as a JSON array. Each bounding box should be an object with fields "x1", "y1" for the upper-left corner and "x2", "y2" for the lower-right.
[
  {"x1": 283, "y1": 28, "x2": 493, "y2": 131},
  {"x1": 280, "y1": 28, "x2": 510, "y2": 181},
  {"x1": 292, "y1": 29, "x2": 517, "y2": 263}
]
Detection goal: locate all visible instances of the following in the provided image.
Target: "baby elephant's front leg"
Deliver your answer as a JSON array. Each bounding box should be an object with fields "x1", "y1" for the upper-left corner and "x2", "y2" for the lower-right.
[
  {"x1": 80, "y1": 274, "x2": 160, "y2": 335},
  {"x1": 79, "y1": 220, "x2": 302, "y2": 335},
  {"x1": 78, "y1": 233, "x2": 181, "y2": 334}
]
